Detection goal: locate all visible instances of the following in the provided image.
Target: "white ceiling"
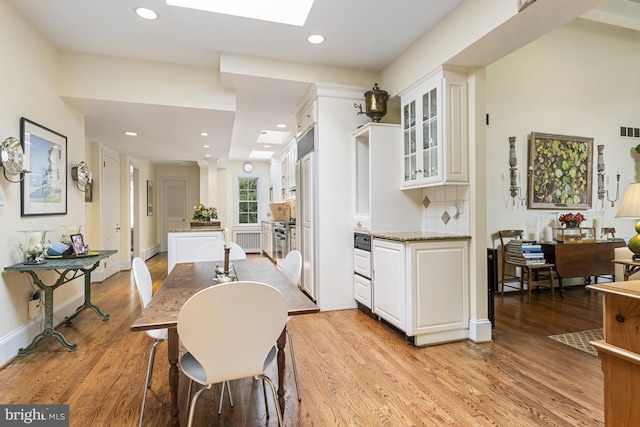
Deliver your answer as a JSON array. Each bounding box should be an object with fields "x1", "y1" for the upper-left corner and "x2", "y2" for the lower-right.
[{"x1": 9, "y1": 0, "x2": 640, "y2": 165}]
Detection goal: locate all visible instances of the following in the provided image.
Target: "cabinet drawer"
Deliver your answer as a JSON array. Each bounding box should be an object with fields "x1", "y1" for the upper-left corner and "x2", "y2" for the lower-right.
[
  {"x1": 604, "y1": 293, "x2": 640, "y2": 354},
  {"x1": 354, "y1": 274, "x2": 372, "y2": 308},
  {"x1": 354, "y1": 249, "x2": 371, "y2": 277}
]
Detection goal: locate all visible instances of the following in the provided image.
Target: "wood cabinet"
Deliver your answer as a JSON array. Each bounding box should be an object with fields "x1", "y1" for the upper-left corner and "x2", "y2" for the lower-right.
[
  {"x1": 372, "y1": 237, "x2": 469, "y2": 345},
  {"x1": 587, "y1": 281, "x2": 640, "y2": 426},
  {"x1": 353, "y1": 123, "x2": 421, "y2": 233},
  {"x1": 400, "y1": 66, "x2": 468, "y2": 189}
]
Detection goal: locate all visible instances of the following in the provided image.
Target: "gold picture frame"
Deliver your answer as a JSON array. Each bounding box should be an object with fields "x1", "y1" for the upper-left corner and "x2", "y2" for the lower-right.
[{"x1": 527, "y1": 132, "x2": 593, "y2": 209}]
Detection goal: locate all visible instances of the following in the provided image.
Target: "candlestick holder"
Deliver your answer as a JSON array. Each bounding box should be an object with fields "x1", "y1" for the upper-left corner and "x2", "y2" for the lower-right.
[{"x1": 223, "y1": 244, "x2": 231, "y2": 275}]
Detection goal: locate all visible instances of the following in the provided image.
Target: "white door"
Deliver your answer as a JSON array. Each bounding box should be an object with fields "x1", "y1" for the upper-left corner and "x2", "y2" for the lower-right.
[
  {"x1": 101, "y1": 147, "x2": 120, "y2": 278},
  {"x1": 161, "y1": 178, "x2": 188, "y2": 251},
  {"x1": 372, "y1": 238, "x2": 406, "y2": 331}
]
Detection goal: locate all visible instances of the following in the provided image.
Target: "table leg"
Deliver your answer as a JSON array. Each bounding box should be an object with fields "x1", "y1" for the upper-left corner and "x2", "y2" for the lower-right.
[
  {"x1": 277, "y1": 328, "x2": 287, "y2": 415},
  {"x1": 18, "y1": 286, "x2": 77, "y2": 356},
  {"x1": 559, "y1": 277, "x2": 565, "y2": 299},
  {"x1": 168, "y1": 328, "x2": 180, "y2": 426},
  {"x1": 65, "y1": 266, "x2": 109, "y2": 323}
]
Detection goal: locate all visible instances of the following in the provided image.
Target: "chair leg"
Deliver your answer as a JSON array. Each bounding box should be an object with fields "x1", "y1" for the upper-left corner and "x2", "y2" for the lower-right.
[
  {"x1": 258, "y1": 374, "x2": 284, "y2": 427},
  {"x1": 286, "y1": 327, "x2": 301, "y2": 401},
  {"x1": 261, "y1": 378, "x2": 270, "y2": 419},
  {"x1": 187, "y1": 384, "x2": 211, "y2": 427},
  {"x1": 218, "y1": 381, "x2": 233, "y2": 415},
  {"x1": 139, "y1": 339, "x2": 164, "y2": 427}
]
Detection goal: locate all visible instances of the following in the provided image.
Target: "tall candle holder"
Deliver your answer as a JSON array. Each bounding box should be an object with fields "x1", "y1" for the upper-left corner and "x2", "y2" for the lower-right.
[
  {"x1": 508, "y1": 136, "x2": 526, "y2": 206},
  {"x1": 597, "y1": 145, "x2": 620, "y2": 208}
]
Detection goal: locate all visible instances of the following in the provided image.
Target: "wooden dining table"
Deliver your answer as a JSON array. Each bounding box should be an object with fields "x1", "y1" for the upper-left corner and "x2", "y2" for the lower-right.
[{"x1": 130, "y1": 257, "x2": 319, "y2": 426}]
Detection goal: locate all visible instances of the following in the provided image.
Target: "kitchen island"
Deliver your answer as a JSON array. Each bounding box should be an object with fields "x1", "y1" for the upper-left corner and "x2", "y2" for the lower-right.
[
  {"x1": 368, "y1": 231, "x2": 471, "y2": 346},
  {"x1": 167, "y1": 228, "x2": 223, "y2": 273}
]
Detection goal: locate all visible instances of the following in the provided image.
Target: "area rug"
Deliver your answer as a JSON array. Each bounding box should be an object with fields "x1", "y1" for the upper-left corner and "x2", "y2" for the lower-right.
[{"x1": 548, "y1": 328, "x2": 603, "y2": 357}]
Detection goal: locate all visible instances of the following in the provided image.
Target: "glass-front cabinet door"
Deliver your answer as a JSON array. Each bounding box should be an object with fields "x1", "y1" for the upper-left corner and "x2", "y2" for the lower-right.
[{"x1": 400, "y1": 66, "x2": 468, "y2": 189}]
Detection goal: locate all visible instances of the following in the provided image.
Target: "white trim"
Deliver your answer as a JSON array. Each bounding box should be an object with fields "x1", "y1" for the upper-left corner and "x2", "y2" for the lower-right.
[{"x1": 468, "y1": 319, "x2": 493, "y2": 343}]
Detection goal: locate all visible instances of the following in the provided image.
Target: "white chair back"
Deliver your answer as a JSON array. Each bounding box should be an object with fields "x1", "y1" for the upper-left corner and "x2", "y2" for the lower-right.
[
  {"x1": 132, "y1": 257, "x2": 153, "y2": 309},
  {"x1": 281, "y1": 250, "x2": 302, "y2": 286},
  {"x1": 193, "y1": 241, "x2": 247, "y2": 263},
  {"x1": 177, "y1": 281, "x2": 287, "y2": 384}
]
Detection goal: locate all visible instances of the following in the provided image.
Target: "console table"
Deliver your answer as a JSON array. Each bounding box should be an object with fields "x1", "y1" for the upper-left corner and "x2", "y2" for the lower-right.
[
  {"x1": 541, "y1": 240, "x2": 626, "y2": 296},
  {"x1": 4, "y1": 250, "x2": 117, "y2": 356}
]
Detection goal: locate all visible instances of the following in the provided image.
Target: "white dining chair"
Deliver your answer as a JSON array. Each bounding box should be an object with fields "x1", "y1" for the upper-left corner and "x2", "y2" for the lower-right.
[
  {"x1": 280, "y1": 250, "x2": 302, "y2": 401},
  {"x1": 178, "y1": 281, "x2": 287, "y2": 427},
  {"x1": 132, "y1": 257, "x2": 168, "y2": 427}
]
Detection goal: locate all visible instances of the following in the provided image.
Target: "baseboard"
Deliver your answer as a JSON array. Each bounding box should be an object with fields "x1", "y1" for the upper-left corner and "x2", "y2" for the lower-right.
[
  {"x1": 143, "y1": 244, "x2": 160, "y2": 260},
  {"x1": 0, "y1": 293, "x2": 84, "y2": 367},
  {"x1": 468, "y1": 319, "x2": 493, "y2": 343}
]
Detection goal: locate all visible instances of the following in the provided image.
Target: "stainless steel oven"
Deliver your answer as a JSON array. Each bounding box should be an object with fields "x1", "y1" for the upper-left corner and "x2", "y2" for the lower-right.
[{"x1": 273, "y1": 222, "x2": 288, "y2": 267}]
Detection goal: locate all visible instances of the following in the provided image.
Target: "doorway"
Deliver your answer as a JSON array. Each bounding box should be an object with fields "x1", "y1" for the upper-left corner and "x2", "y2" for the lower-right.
[
  {"x1": 161, "y1": 177, "x2": 188, "y2": 251},
  {"x1": 130, "y1": 163, "x2": 140, "y2": 259}
]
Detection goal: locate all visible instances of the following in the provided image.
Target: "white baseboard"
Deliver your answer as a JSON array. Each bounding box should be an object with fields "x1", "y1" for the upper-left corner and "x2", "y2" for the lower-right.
[
  {"x1": 143, "y1": 245, "x2": 160, "y2": 260},
  {"x1": 468, "y1": 319, "x2": 493, "y2": 343},
  {"x1": 0, "y1": 293, "x2": 84, "y2": 367}
]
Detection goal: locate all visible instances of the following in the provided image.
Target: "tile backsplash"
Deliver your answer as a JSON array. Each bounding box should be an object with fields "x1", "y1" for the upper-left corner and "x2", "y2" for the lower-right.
[{"x1": 421, "y1": 185, "x2": 470, "y2": 234}]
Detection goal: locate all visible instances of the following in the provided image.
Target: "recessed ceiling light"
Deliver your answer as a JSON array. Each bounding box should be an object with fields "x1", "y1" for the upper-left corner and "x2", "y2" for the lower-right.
[
  {"x1": 124, "y1": 131, "x2": 138, "y2": 136},
  {"x1": 203, "y1": 144, "x2": 210, "y2": 148},
  {"x1": 200, "y1": 132, "x2": 208, "y2": 136},
  {"x1": 134, "y1": 7, "x2": 158, "y2": 20},
  {"x1": 276, "y1": 124, "x2": 287, "y2": 128},
  {"x1": 205, "y1": 154, "x2": 211, "y2": 157},
  {"x1": 263, "y1": 145, "x2": 272, "y2": 148},
  {"x1": 307, "y1": 34, "x2": 325, "y2": 44}
]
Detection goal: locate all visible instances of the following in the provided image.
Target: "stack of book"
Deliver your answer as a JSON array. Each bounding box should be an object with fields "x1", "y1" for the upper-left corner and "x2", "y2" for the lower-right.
[{"x1": 505, "y1": 240, "x2": 546, "y2": 265}]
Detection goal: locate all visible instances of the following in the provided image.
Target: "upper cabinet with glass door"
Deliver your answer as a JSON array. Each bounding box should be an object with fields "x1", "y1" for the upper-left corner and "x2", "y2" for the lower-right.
[{"x1": 400, "y1": 66, "x2": 468, "y2": 189}]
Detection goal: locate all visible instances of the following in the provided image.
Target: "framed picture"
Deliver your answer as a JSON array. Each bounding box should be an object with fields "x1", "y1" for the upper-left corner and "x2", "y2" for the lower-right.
[
  {"x1": 147, "y1": 180, "x2": 153, "y2": 216},
  {"x1": 20, "y1": 118, "x2": 67, "y2": 216},
  {"x1": 70, "y1": 233, "x2": 88, "y2": 256},
  {"x1": 527, "y1": 132, "x2": 593, "y2": 209}
]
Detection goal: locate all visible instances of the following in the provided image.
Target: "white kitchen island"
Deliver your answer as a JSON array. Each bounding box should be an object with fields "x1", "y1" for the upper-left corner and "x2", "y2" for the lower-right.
[{"x1": 167, "y1": 228, "x2": 223, "y2": 273}]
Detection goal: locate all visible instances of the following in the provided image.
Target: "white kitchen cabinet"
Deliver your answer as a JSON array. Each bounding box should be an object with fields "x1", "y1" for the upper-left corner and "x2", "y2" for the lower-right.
[
  {"x1": 372, "y1": 238, "x2": 407, "y2": 331},
  {"x1": 353, "y1": 123, "x2": 421, "y2": 233},
  {"x1": 406, "y1": 240, "x2": 469, "y2": 346},
  {"x1": 400, "y1": 66, "x2": 468, "y2": 189},
  {"x1": 372, "y1": 237, "x2": 469, "y2": 345},
  {"x1": 261, "y1": 221, "x2": 273, "y2": 260},
  {"x1": 280, "y1": 141, "x2": 297, "y2": 201},
  {"x1": 167, "y1": 230, "x2": 223, "y2": 273}
]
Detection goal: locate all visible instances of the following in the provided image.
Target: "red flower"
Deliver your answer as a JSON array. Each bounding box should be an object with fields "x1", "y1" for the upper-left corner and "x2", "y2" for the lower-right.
[{"x1": 559, "y1": 212, "x2": 585, "y2": 227}]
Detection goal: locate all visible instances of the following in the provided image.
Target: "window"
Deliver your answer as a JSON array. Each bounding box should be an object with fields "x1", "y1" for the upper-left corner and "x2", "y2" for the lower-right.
[{"x1": 237, "y1": 176, "x2": 260, "y2": 224}]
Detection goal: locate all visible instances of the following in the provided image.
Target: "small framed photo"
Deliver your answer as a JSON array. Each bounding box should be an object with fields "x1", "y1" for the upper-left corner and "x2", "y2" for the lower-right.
[{"x1": 70, "y1": 233, "x2": 88, "y2": 256}]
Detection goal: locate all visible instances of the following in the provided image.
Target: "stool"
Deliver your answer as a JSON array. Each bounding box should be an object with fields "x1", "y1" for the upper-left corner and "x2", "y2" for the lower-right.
[{"x1": 522, "y1": 263, "x2": 555, "y2": 302}]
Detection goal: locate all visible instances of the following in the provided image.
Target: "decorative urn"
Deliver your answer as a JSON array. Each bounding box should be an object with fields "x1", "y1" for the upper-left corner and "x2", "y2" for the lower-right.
[{"x1": 362, "y1": 83, "x2": 389, "y2": 122}]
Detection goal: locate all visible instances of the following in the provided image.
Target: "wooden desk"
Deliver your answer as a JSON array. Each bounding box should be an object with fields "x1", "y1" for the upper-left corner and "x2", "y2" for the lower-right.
[
  {"x1": 130, "y1": 258, "x2": 319, "y2": 426},
  {"x1": 586, "y1": 280, "x2": 640, "y2": 426},
  {"x1": 4, "y1": 250, "x2": 118, "y2": 355},
  {"x1": 541, "y1": 241, "x2": 626, "y2": 295},
  {"x1": 612, "y1": 259, "x2": 640, "y2": 281}
]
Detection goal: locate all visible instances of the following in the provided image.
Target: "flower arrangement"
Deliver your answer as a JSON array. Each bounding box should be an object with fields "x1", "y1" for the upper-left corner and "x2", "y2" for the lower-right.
[
  {"x1": 19, "y1": 240, "x2": 51, "y2": 264},
  {"x1": 192, "y1": 203, "x2": 218, "y2": 222},
  {"x1": 559, "y1": 212, "x2": 585, "y2": 228}
]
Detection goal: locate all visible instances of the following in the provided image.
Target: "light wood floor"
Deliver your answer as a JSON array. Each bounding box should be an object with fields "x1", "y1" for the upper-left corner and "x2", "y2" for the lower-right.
[{"x1": 0, "y1": 253, "x2": 605, "y2": 426}]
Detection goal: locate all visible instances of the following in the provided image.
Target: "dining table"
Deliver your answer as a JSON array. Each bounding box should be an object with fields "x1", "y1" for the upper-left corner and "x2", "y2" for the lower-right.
[{"x1": 130, "y1": 257, "x2": 319, "y2": 426}]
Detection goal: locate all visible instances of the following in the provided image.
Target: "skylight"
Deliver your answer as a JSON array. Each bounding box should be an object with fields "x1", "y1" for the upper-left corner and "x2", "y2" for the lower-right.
[
  {"x1": 249, "y1": 150, "x2": 275, "y2": 159},
  {"x1": 257, "y1": 130, "x2": 291, "y2": 145},
  {"x1": 165, "y1": 0, "x2": 315, "y2": 26}
]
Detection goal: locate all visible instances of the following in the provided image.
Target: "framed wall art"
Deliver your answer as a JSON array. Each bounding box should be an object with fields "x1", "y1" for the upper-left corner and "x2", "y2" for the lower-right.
[
  {"x1": 20, "y1": 118, "x2": 68, "y2": 216},
  {"x1": 147, "y1": 180, "x2": 153, "y2": 216},
  {"x1": 527, "y1": 132, "x2": 593, "y2": 209}
]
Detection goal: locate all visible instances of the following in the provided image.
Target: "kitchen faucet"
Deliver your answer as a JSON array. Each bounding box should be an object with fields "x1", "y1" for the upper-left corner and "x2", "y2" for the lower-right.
[{"x1": 284, "y1": 204, "x2": 291, "y2": 222}]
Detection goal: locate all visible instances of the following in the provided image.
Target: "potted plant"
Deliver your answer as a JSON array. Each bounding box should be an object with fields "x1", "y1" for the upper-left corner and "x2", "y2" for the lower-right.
[{"x1": 191, "y1": 204, "x2": 220, "y2": 227}]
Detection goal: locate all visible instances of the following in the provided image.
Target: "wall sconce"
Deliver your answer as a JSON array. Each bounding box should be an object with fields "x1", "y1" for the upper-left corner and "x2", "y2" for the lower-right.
[
  {"x1": 596, "y1": 144, "x2": 620, "y2": 208},
  {"x1": 0, "y1": 136, "x2": 31, "y2": 182},
  {"x1": 508, "y1": 136, "x2": 526, "y2": 206},
  {"x1": 71, "y1": 161, "x2": 92, "y2": 192}
]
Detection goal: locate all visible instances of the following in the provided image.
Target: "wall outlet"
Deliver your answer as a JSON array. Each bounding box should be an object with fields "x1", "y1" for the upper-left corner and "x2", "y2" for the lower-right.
[{"x1": 28, "y1": 298, "x2": 41, "y2": 319}]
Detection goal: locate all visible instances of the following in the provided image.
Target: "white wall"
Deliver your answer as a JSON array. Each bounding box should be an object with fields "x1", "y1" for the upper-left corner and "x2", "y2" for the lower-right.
[
  {"x1": 0, "y1": 0, "x2": 87, "y2": 364},
  {"x1": 486, "y1": 18, "x2": 640, "y2": 248}
]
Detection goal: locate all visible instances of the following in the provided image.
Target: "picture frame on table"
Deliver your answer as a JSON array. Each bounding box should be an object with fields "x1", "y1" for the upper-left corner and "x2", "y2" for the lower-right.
[
  {"x1": 20, "y1": 117, "x2": 67, "y2": 216},
  {"x1": 147, "y1": 180, "x2": 153, "y2": 216},
  {"x1": 70, "y1": 233, "x2": 88, "y2": 256},
  {"x1": 527, "y1": 132, "x2": 593, "y2": 209},
  {"x1": 527, "y1": 131, "x2": 593, "y2": 210}
]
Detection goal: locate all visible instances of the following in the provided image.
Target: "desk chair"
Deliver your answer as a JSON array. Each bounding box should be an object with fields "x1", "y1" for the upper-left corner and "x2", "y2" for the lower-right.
[
  {"x1": 499, "y1": 230, "x2": 524, "y2": 293},
  {"x1": 132, "y1": 257, "x2": 168, "y2": 427},
  {"x1": 178, "y1": 281, "x2": 287, "y2": 427},
  {"x1": 280, "y1": 250, "x2": 302, "y2": 401}
]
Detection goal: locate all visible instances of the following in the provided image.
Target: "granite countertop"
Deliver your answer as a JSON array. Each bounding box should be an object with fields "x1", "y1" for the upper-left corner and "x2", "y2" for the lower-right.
[
  {"x1": 169, "y1": 227, "x2": 223, "y2": 232},
  {"x1": 369, "y1": 231, "x2": 471, "y2": 242}
]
